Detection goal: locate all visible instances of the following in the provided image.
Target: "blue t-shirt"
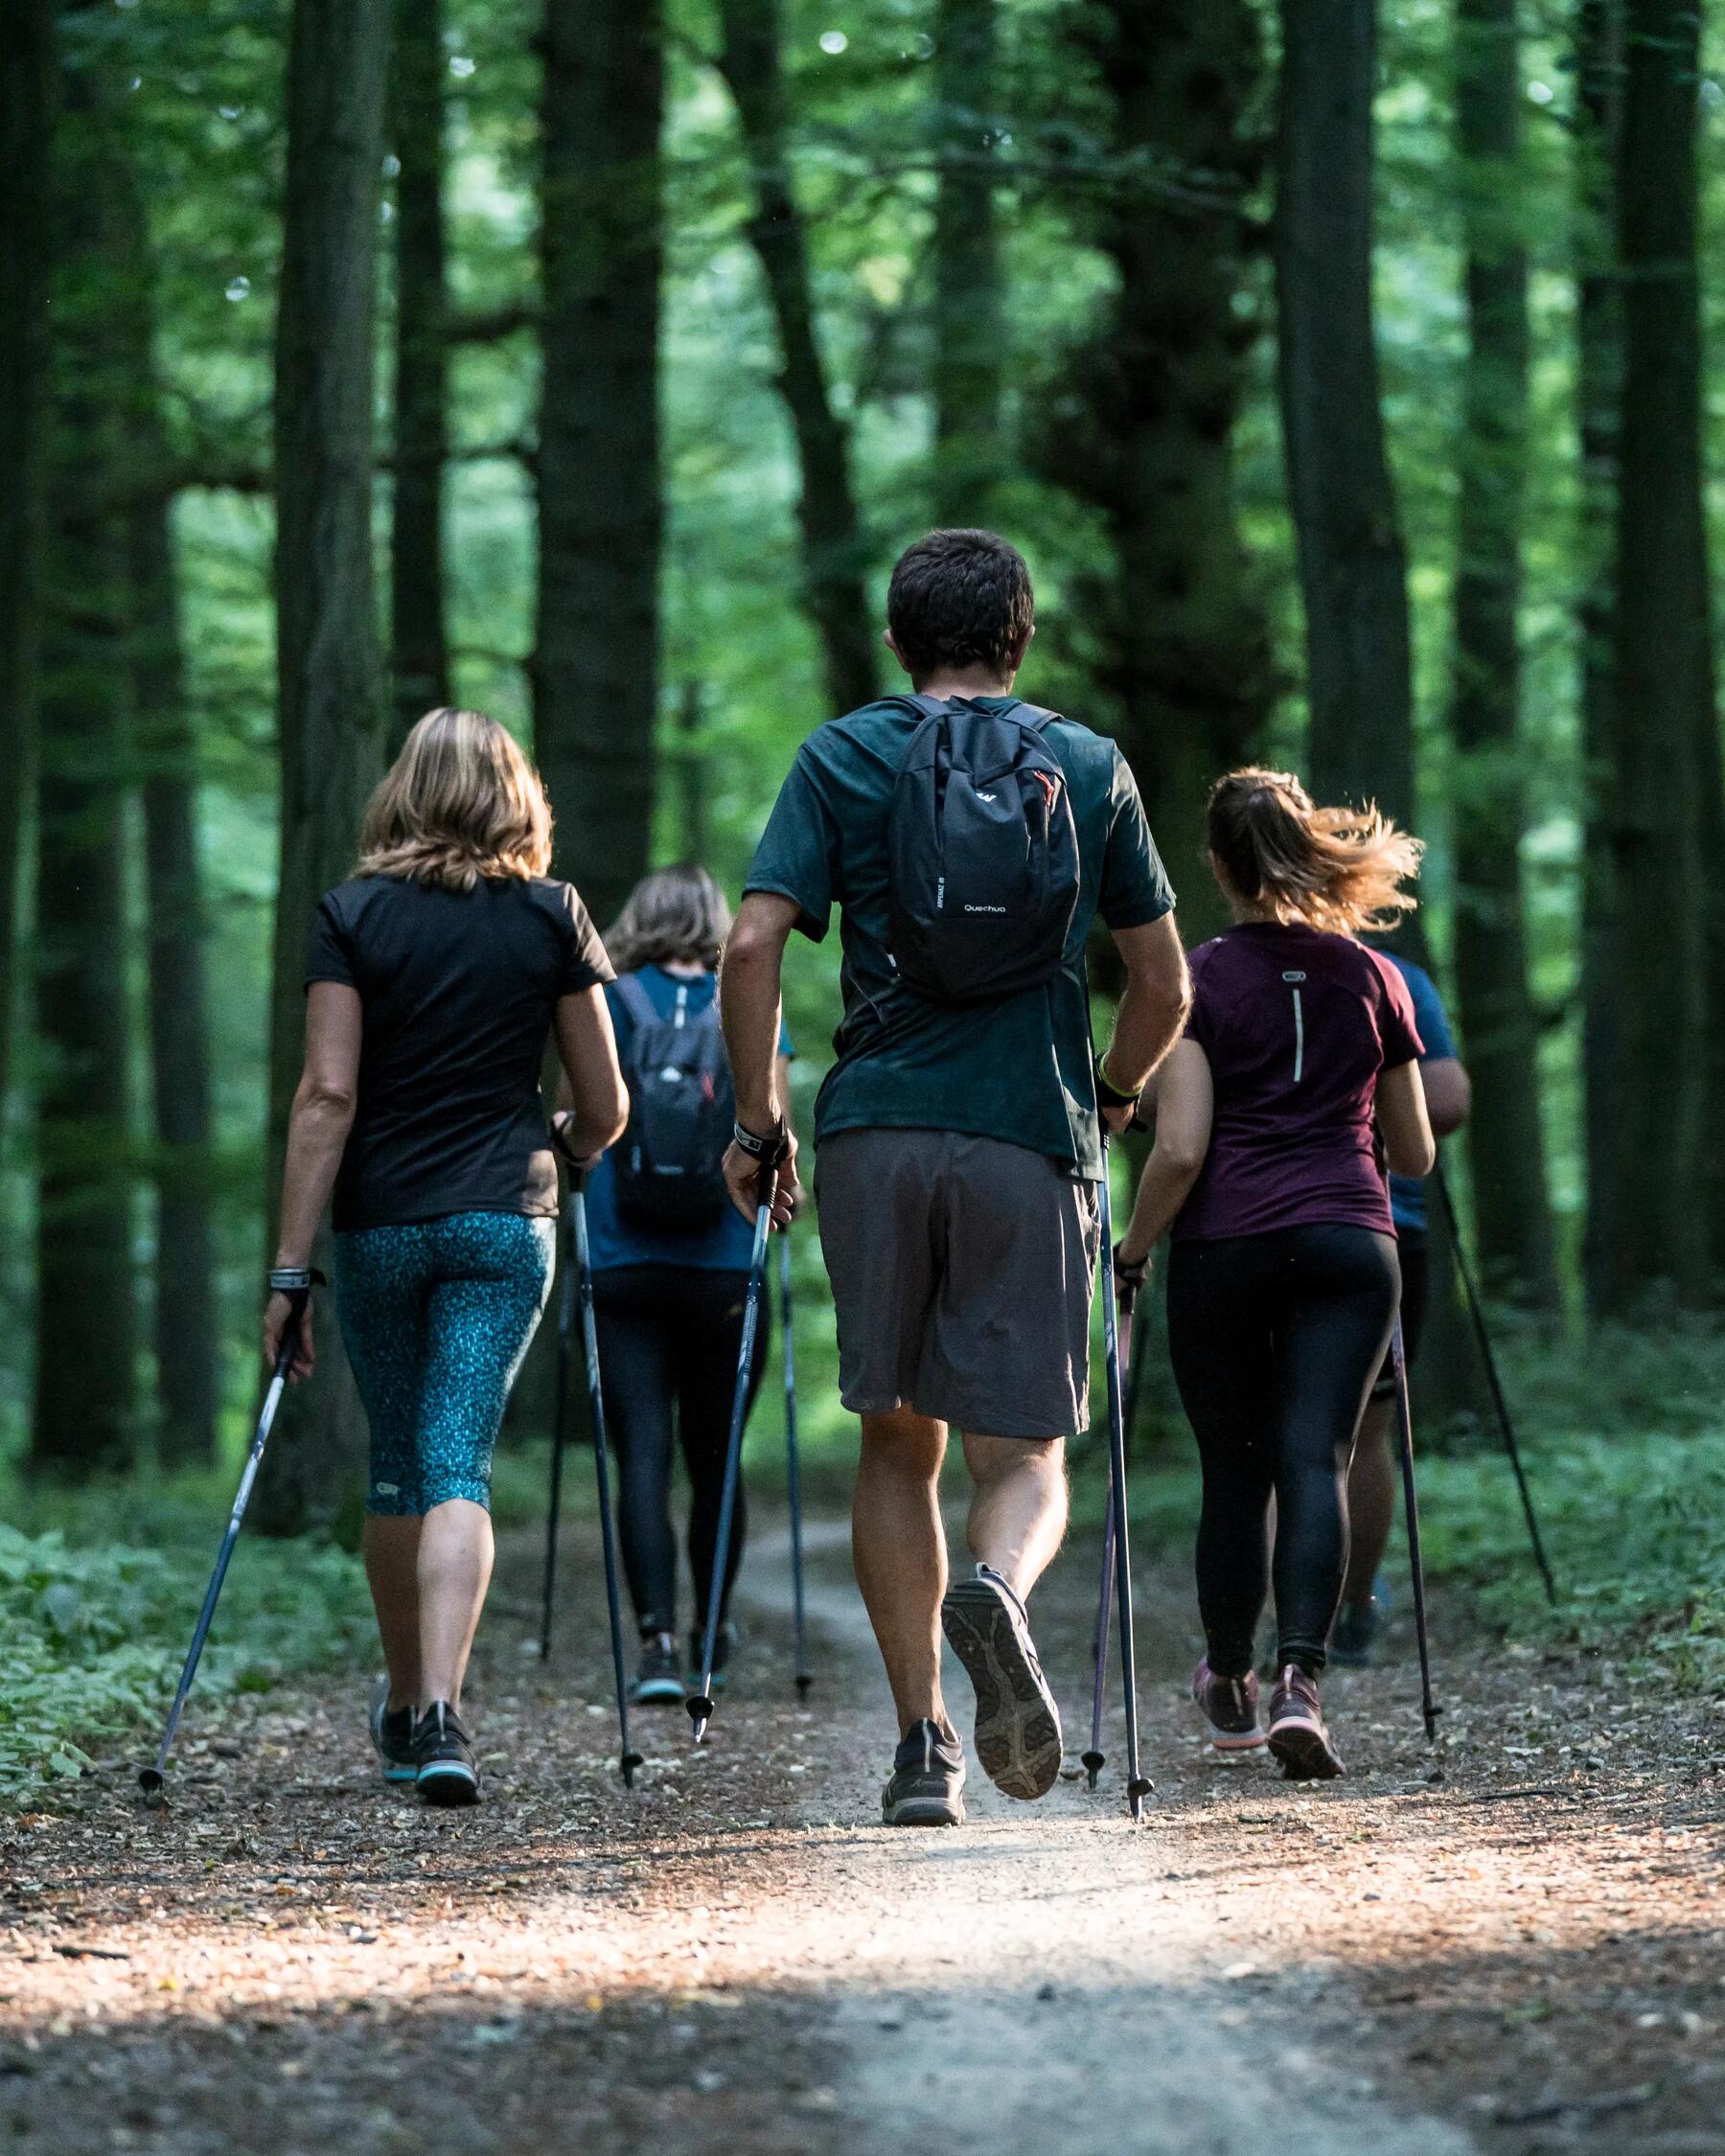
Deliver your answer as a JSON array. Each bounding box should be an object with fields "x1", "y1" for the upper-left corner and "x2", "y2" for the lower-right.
[
  {"x1": 1381, "y1": 953, "x2": 1458, "y2": 1235},
  {"x1": 585, "y1": 965, "x2": 794, "y2": 1273}
]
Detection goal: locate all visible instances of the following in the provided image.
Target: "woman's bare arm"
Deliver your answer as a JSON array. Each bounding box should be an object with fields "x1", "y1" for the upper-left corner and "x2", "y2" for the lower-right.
[
  {"x1": 1116, "y1": 1039, "x2": 1214, "y2": 1270},
  {"x1": 552, "y1": 984, "x2": 629, "y2": 1168},
  {"x1": 1376, "y1": 1059, "x2": 1437, "y2": 1179},
  {"x1": 264, "y1": 982, "x2": 362, "y2": 1377}
]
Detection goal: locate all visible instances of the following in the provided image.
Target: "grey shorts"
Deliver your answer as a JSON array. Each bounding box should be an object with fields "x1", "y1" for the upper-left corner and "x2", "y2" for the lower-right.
[{"x1": 814, "y1": 1128, "x2": 1100, "y2": 1440}]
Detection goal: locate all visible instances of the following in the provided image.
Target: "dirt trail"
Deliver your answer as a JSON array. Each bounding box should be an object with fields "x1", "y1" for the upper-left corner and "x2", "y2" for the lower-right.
[{"x1": 3, "y1": 1507, "x2": 1722, "y2": 2154}]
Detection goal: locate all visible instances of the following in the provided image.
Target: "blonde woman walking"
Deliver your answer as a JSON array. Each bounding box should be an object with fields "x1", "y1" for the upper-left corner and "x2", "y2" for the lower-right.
[{"x1": 265, "y1": 708, "x2": 627, "y2": 1804}]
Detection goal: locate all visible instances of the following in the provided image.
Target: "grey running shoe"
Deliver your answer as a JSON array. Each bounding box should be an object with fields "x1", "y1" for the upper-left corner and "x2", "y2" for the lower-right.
[
  {"x1": 635, "y1": 1634, "x2": 685, "y2": 1706},
  {"x1": 882, "y1": 1718, "x2": 966, "y2": 1827},
  {"x1": 1191, "y1": 1659, "x2": 1267, "y2": 1754},
  {"x1": 1267, "y1": 1664, "x2": 1346, "y2": 1781},
  {"x1": 940, "y1": 1564, "x2": 1063, "y2": 1800},
  {"x1": 369, "y1": 1677, "x2": 418, "y2": 1784},
  {"x1": 413, "y1": 1701, "x2": 481, "y2": 1806}
]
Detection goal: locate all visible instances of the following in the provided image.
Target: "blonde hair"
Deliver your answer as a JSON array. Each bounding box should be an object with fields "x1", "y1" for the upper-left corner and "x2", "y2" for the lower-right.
[
  {"x1": 356, "y1": 707, "x2": 553, "y2": 892},
  {"x1": 1207, "y1": 768, "x2": 1421, "y2": 935},
  {"x1": 605, "y1": 864, "x2": 733, "y2": 974}
]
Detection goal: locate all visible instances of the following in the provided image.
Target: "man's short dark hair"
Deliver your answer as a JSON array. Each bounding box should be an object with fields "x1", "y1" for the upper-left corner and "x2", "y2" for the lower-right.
[{"x1": 886, "y1": 529, "x2": 1035, "y2": 682}]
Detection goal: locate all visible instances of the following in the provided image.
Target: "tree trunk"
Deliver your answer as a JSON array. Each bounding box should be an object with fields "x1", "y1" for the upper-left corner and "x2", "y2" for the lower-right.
[
  {"x1": 257, "y1": 0, "x2": 391, "y2": 1534},
  {"x1": 717, "y1": 0, "x2": 877, "y2": 719},
  {"x1": 1447, "y1": 0, "x2": 1557, "y2": 1306},
  {"x1": 31, "y1": 25, "x2": 136, "y2": 1478},
  {"x1": 0, "y1": 0, "x2": 56, "y2": 1122},
  {"x1": 390, "y1": 0, "x2": 450, "y2": 746},
  {"x1": 1576, "y1": 0, "x2": 1624, "y2": 1314},
  {"x1": 1276, "y1": 0, "x2": 1416, "y2": 829},
  {"x1": 1038, "y1": 0, "x2": 1271, "y2": 941},
  {"x1": 1598, "y1": 0, "x2": 1714, "y2": 1307},
  {"x1": 932, "y1": 0, "x2": 1004, "y2": 526},
  {"x1": 535, "y1": 0, "x2": 663, "y2": 928}
]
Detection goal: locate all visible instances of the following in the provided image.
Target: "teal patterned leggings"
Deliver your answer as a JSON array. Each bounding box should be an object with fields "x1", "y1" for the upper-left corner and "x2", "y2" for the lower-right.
[{"x1": 334, "y1": 1211, "x2": 557, "y2": 1516}]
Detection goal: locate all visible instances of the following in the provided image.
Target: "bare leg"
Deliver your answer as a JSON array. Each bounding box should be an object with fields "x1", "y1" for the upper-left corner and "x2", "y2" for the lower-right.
[
  {"x1": 362, "y1": 1515, "x2": 423, "y2": 1709},
  {"x1": 853, "y1": 1408, "x2": 953, "y2": 1738},
  {"x1": 416, "y1": 1498, "x2": 494, "y2": 1711},
  {"x1": 1341, "y1": 1398, "x2": 1397, "y2": 1611},
  {"x1": 961, "y1": 1432, "x2": 1068, "y2": 1600}
]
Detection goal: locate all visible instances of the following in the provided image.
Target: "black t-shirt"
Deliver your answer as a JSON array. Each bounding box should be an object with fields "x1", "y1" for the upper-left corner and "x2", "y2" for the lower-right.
[{"x1": 305, "y1": 874, "x2": 613, "y2": 1232}]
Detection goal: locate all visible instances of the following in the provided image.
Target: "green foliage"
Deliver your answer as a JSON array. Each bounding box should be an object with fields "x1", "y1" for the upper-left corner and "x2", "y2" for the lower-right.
[{"x1": 0, "y1": 1504, "x2": 372, "y2": 1800}]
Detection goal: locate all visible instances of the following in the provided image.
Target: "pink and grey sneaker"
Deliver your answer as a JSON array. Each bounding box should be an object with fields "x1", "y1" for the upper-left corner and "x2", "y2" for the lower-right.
[
  {"x1": 1266, "y1": 1664, "x2": 1346, "y2": 1781},
  {"x1": 1191, "y1": 1659, "x2": 1267, "y2": 1754}
]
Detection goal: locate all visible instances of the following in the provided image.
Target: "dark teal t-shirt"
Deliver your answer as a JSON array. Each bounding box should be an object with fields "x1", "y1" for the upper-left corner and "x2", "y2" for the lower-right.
[{"x1": 744, "y1": 696, "x2": 1175, "y2": 1178}]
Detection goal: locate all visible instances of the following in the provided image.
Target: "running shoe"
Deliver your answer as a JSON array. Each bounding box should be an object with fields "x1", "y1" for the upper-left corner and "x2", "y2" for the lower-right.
[
  {"x1": 940, "y1": 1564, "x2": 1063, "y2": 1800},
  {"x1": 1328, "y1": 1598, "x2": 1380, "y2": 1668},
  {"x1": 635, "y1": 1634, "x2": 685, "y2": 1706},
  {"x1": 688, "y1": 1619, "x2": 737, "y2": 1694},
  {"x1": 1266, "y1": 1664, "x2": 1346, "y2": 1781},
  {"x1": 881, "y1": 1718, "x2": 967, "y2": 1828},
  {"x1": 413, "y1": 1701, "x2": 481, "y2": 1806},
  {"x1": 1191, "y1": 1659, "x2": 1267, "y2": 1753},
  {"x1": 369, "y1": 1676, "x2": 418, "y2": 1784}
]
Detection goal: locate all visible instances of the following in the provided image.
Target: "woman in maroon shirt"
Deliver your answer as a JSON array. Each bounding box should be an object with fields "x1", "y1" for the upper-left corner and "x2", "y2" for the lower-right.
[{"x1": 1116, "y1": 769, "x2": 1434, "y2": 1778}]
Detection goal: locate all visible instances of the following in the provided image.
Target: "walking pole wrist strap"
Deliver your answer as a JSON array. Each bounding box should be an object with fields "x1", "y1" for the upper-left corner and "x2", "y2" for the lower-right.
[
  {"x1": 732, "y1": 1117, "x2": 789, "y2": 1168},
  {"x1": 267, "y1": 1266, "x2": 328, "y2": 1307},
  {"x1": 1113, "y1": 1243, "x2": 1149, "y2": 1298},
  {"x1": 1094, "y1": 1056, "x2": 1140, "y2": 1114}
]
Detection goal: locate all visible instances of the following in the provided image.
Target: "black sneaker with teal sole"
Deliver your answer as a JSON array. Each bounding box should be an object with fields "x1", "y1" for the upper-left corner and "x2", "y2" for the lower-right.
[
  {"x1": 413, "y1": 1701, "x2": 480, "y2": 1807},
  {"x1": 635, "y1": 1633, "x2": 685, "y2": 1706},
  {"x1": 882, "y1": 1718, "x2": 966, "y2": 1827},
  {"x1": 369, "y1": 1678, "x2": 418, "y2": 1785},
  {"x1": 940, "y1": 1564, "x2": 1063, "y2": 1800}
]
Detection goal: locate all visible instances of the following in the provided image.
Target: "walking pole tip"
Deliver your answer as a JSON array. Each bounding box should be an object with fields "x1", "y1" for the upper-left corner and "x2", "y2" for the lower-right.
[
  {"x1": 137, "y1": 1766, "x2": 165, "y2": 1806},
  {"x1": 1080, "y1": 1748, "x2": 1105, "y2": 1792},
  {"x1": 622, "y1": 1748, "x2": 646, "y2": 1789},
  {"x1": 685, "y1": 1693, "x2": 713, "y2": 1745},
  {"x1": 795, "y1": 1672, "x2": 813, "y2": 1700}
]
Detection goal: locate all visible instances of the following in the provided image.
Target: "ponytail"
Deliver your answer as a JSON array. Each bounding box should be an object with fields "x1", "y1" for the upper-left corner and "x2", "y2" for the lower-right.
[{"x1": 1207, "y1": 768, "x2": 1421, "y2": 935}]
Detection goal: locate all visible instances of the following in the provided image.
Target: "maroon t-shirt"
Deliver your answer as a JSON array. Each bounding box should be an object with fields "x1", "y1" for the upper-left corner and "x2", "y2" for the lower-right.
[{"x1": 1172, "y1": 923, "x2": 1424, "y2": 1244}]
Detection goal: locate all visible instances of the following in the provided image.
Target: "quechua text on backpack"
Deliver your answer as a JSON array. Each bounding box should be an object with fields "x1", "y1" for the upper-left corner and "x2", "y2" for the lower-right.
[
  {"x1": 611, "y1": 974, "x2": 734, "y2": 1227},
  {"x1": 886, "y1": 695, "x2": 1081, "y2": 1004}
]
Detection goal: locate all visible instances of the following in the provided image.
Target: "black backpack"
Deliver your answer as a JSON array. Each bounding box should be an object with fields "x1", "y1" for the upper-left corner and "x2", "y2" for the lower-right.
[
  {"x1": 610, "y1": 974, "x2": 734, "y2": 1227},
  {"x1": 886, "y1": 694, "x2": 1082, "y2": 1005}
]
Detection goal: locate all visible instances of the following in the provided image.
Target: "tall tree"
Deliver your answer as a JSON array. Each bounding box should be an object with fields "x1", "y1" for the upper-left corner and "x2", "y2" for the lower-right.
[
  {"x1": 932, "y1": 0, "x2": 1004, "y2": 526},
  {"x1": 1040, "y1": 0, "x2": 1271, "y2": 936},
  {"x1": 0, "y1": 0, "x2": 57, "y2": 1119},
  {"x1": 1576, "y1": 0, "x2": 1625, "y2": 1311},
  {"x1": 717, "y1": 0, "x2": 877, "y2": 718},
  {"x1": 1447, "y1": 0, "x2": 1557, "y2": 1305},
  {"x1": 1596, "y1": 0, "x2": 1716, "y2": 1307},
  {"x1": 536, "y1": 0, "x2": 664, "y2": 927},
  {"x1": 32, "y1": 12, "x2": 136, "y2": 1477},
  {"x1": 257, "y1": 0, "x2": 391, "y2": 1532},
  {"x1": 391, "y1": 0, "x2": 451, "y2": 746},
  {"x1": 1276, "y1": 0, "x2": 1415, "y2": 829}
]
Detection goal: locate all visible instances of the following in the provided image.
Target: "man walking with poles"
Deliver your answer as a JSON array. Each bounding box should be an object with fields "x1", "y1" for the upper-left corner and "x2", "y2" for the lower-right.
[{"x1": 720, "y1": 530, "x2": 1190, "y2": 1825}]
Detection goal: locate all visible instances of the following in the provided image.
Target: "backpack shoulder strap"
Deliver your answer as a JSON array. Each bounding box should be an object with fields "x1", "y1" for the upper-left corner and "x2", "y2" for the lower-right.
[
  {"x1": 613, "y1": 973, "x2": 659, "y2": 1030},
  {"x1": 1010, "y1": 701, "x2": 1065, "y2": 735}
]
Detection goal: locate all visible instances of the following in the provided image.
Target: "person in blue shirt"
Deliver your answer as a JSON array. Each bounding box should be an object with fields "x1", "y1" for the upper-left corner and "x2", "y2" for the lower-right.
[
  {"x1": 587, "y1": 865, "x2": 794, "y2": 1706},
  {"x1": 1332, "y1": 950, "x2": 1471, "y2": 1664}
]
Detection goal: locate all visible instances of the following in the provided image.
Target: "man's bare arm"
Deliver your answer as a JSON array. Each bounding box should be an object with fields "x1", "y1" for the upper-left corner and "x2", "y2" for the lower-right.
[
  {"x1": 718, "y1": 892, "x2": 802, "y2": 1225},
  {"x1": 1098, "y1": 913, "x2": 1192, "y2": 1132}
]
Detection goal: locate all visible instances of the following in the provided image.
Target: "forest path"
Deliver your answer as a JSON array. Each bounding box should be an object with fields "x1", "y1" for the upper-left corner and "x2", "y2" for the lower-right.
[{"x1": 3, "y1": 1505, "x2": 1723, "y2": 2154}]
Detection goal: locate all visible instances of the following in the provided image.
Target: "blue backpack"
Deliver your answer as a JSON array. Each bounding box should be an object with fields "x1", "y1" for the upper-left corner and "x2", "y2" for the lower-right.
[
  {"x1": 611, "y1": 974, "x2": 734, "y2": 1227},
  {"x1": 886, "y1": 694, "x2": 1082, "y2": 1004}
]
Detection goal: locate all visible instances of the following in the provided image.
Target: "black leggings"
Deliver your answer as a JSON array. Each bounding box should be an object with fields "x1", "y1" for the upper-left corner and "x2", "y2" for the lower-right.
[
  {"x1": 1167, "y1": 1227, "x2": 1399, "y2": 1679},
  {"x1": 591, "y1": 1264, "x2": 770, "y2": 1639}
]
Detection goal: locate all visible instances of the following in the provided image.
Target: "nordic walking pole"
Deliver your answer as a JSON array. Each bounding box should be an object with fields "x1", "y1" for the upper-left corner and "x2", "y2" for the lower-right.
[
  {"x1": 568, "y1": 1179, "x2": 645, "y2": 1788},
  {"x1": 1390, "y1": 1319, "x2": 1440, "y2": 1743},
  {"x1": 1096, "y1": 1145, "x2": 1154, "y2": 1820},
  {"x1": 688, "y1": 1177, "x2": 773, "y2": 1743},
  {"x1": 539, "y1": 1229, "x2": 575, "y2": 1663},
  {"x1": 139, "y1": 1272, "x2": 323, "y2": 1805},
  {"x1": 1082, "y1": 1282, "x2": 1143, "y2": 1791},
  {"x1": 1433, "y1": 1163, "x2": 1558, "y2": 1607},
  {"x1": 780, "y1": 1230, "x2": 812, "y2": 1698}
]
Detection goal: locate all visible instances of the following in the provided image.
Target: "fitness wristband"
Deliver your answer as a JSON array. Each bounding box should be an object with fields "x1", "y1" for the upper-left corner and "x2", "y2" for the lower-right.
[
  {"x1": 267, "y1": 1266, "x2": 327, "y2": 1295},
  {"x1": 1093, "y1": 1056, "x2": 1140, "y2": 1113},
  {"x1": 732, "y1": 1117, "x2": 789, "y2": 1168}
]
